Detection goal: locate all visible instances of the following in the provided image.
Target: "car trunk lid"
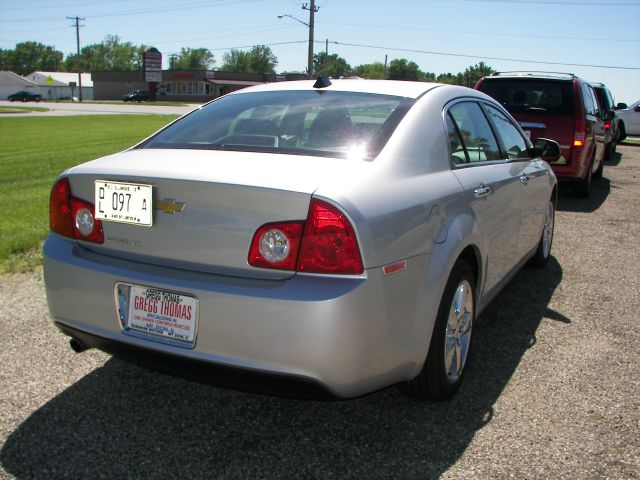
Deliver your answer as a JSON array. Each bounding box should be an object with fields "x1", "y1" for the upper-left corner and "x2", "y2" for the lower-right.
[{"x1": 65, "y1": 148, "x2": 362, "y2": 279}]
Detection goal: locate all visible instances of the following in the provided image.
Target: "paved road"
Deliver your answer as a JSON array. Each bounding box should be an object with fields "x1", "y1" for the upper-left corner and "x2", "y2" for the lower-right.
[
  {"x1": 0, "y1": 100, "x2": 198, "y2": 116},
  {"x1": 1, "y1": 145, "x2": 639, "y2": 479}
]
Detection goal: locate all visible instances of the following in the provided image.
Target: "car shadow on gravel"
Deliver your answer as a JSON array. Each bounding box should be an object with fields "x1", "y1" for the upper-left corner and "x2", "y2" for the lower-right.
[
  {"x1": 606, "y1": 150, "x2": 622, "y2": 167},
  {"x1": 1, "y1": 259, "x2": 564, "y2": 479},
  {"x1": 557, "y1": 177, "x2": 611, "y2": 213}
]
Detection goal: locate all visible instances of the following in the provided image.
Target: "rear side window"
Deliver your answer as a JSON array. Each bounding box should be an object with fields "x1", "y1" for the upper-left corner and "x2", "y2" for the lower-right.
[
  {"x1": 593, "y1": 86, "x2": 613, "y2": 111},
  {"x1": 447, "y1": 102, "x2": 501, "y2": 164},
  {"x1": 479, "y1": 79, "x2": 575, "y2": 115},
  {"x1": 581, "y1": 83, "x2": 598, "y2": 116}
]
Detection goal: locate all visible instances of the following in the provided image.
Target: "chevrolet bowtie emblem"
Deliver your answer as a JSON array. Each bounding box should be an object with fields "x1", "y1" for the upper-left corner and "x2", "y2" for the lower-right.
[{"x1": 154, "y1": 199, "x2": 186, "y2": 214}]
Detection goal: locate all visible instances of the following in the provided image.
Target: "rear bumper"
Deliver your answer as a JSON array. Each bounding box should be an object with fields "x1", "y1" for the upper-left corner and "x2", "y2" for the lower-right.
[
  {"x1": 43, "y1": 234, "x2": 430, "y2": 398},
  {"x1": 55, "y1": 322, "x2": 334, "y2": 399},
  {"x1": 551, "y1": 146, "x2": 588, "y2": 181}
]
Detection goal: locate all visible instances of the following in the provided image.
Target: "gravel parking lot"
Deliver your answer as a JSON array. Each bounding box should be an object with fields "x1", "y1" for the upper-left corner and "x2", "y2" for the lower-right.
[{"x1": 1, "y1": 144, "x2": 639, "y2": 479}]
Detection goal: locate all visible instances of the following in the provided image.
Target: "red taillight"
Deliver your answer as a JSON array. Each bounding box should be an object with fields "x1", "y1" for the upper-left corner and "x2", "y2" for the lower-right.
[
  {"x1": 248, "y1": 222, "x2": 304, "y2": 271},
  {"x1": 298, "y1": 199, "x2": 363, "y2": 275},
  {"x1": 248, "y1": 199, "x2": 364, "y2": 275},
  {"x1": 604, "y1": 120, "x2": 611, "y2": 130},
  {"x1": 49, "y1": 177, "x2": 104, "y2": 244},
  {"x1": 573, "y1": 119, "x2": 585, "y2": 148},
  {"x1": 50, "y1": 178, "x2": 74, "y2": 238}
]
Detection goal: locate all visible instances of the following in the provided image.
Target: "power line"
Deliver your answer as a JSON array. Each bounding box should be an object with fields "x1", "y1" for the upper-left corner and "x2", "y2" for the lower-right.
[
  {"x1": 330, "y1": 41, "x2": 640, "y2": 70},
  {"x1": 458, "y1": 0, "x2": 640, "y2": 5},
  {"x1": 0, "y1": 0, "x2": 262, "y2": 23},
  {"x1": 321, "y1": 21, "x2": 640, "y2": 44},
  {"x1": 207, "y1": 40, "x2": 308, "y2": 51}
]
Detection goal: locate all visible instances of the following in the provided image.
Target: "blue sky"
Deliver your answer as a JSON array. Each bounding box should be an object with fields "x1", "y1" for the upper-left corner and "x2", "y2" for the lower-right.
[{"x1": 1, "y1": 0, "x2": 639, "y2": 103}]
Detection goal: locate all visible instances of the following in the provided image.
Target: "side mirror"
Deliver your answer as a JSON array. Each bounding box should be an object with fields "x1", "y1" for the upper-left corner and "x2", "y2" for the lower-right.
[
  {"x1": 529, "y1": 138, "x2": 561, "y2": 163},
  {"x1": 616, "y1": 102, "x2": 628, "y2": 110},
  {"x1": 634, "y1": 105, "x2": 640, "y2": 113}
]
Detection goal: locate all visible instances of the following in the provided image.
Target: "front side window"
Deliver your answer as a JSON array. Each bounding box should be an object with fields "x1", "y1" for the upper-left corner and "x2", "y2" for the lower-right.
[
  {"x1": 447, "y1": 102, "x2": 501, "y2": 163},
  {"x1": 141, "y1": 91, "x2": 414, "y2": 160},
  {"x1": 484, "y1": 105, "x2": 529, "y2": 159}
]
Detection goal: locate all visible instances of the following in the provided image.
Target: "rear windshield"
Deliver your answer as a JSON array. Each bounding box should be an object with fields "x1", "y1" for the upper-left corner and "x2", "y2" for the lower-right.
[
  {"x1": 478, "y1": 79, "x2": 575, "y2": 115},
  {"x1": 140, "y1": 90, "x2": 414, "y2": 160}
]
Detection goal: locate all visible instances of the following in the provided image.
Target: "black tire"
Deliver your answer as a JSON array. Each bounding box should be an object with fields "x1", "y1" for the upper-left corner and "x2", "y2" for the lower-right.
[
  {"x1": 574, "y1": 155, "x2": 594, "y2": 197},
  {"x1": 593, "y1": 156, "x2": 604, "y2": 179},
  {"x1": 529, "y1": 199, "x2": 555, "y2": 268},
  {"x1": 618, "y1": 123, "x2": 627, "y2": 142},
  {"x1": 399, "y1": 259, "x2": 475, "y2": 401}
]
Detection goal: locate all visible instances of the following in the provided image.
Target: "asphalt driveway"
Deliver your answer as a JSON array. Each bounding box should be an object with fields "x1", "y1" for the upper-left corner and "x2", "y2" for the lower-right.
[
  {"x1": 1, "y1": 145, "x2": 638, "y2": 479},
  {"x1": 0, "y1": 100, "x2": 198, "y2": 117}
]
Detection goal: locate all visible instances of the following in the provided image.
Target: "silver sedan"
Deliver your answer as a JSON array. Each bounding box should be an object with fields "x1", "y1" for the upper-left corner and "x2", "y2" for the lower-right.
[{"x1": 44, "y1": 78, "x2": 559, "y2": 400}]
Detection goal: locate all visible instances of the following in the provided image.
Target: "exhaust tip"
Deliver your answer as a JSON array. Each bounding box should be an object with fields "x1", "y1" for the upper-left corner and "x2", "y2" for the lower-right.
[{"x1": 69, "y1": 338, "x2": 88, "y2": 353}]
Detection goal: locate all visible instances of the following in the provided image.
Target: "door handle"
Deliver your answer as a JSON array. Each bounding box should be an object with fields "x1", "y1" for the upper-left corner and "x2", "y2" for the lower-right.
[
  {"x1": 474, "y1": 185, "x2": 492, "y2": 198},
  {"x1": 520, "y1": 175, "x2": 530, "y2": 184}
]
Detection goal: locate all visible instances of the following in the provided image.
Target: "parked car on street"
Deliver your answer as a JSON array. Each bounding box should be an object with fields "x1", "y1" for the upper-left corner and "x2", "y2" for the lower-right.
[
  {"x1": 8, "y1": 90, "x2": 42, "y2": 102},
  {"x1": 615, "y1": 100, "x2": 640, "y2": 139},
  {"x1": 476, "y1": 72, "x2": 608, "y2": 197},
  {"x1": 44, "y1": 79, "x2": 559, "y2": 400},
  {"x1": 122, "y1": 90, "x2": 149, "y2": 102},
  {"x1": 591, "y1": 82, "x2": 620, "y2": 159}
]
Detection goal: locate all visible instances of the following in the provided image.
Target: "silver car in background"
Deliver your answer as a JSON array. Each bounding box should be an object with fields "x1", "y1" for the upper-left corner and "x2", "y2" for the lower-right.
[{"x1": 44, "y1": 79, "x2": 559, "y2": 400}]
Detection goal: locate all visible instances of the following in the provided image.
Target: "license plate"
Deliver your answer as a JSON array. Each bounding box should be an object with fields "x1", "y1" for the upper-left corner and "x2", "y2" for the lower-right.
[
  {"x1": 126, "y1": 285, "x2": 198, "y2": 343},
  {"x1": 95, "y1": 180, "x2": 153, "y2": 226}
]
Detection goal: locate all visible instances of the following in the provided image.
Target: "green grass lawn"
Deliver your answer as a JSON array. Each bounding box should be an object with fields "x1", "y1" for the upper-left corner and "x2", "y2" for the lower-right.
[{"x1": 0, "y1": 114, "x2": 177, "y2": 272}]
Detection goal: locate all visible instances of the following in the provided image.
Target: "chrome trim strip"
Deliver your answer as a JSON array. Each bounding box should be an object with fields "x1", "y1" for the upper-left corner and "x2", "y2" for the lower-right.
[{"x1": 519, "y1": 122, "x2": 546, "y2": 129}]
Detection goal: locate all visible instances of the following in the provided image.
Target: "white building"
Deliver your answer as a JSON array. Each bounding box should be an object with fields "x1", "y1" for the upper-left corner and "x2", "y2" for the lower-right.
[
  {"x1": 0, "y1": 71, "x2": 38, "y2": 100},
  {"x1": 24, "y1": 71, "x2": 93, "y2": 100}
]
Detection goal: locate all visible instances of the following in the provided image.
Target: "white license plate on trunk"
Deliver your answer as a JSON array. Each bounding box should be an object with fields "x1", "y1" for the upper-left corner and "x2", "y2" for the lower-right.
[
  {"x1": 95, "y1": 180, "x2": 153, "y2": 226},
  {"x1": 127, "y1": 285, "x2": 198, "y2": 343}
]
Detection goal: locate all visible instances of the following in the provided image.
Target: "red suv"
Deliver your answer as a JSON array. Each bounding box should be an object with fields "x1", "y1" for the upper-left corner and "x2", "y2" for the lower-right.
[{"x1": 476, "y1": 72, "x2": 607, "y2": 197}]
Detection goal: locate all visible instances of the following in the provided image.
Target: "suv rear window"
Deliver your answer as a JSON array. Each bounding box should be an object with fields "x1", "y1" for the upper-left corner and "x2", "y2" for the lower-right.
[
  {"x1": 478, "y1": 79, "x2": 575, "y2": 116},
  {"x1": 140, "y1": 90, "x2": 414, "y2": 161}
]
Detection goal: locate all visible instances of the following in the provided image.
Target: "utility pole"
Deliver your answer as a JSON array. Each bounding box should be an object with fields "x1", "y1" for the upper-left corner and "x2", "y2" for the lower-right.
[
  {"x1": 67, "y1": 16, "x2": 85, "y2": 102},
  {"x1": 302, "y1": 1, "x2": 318, "y2": 79}
]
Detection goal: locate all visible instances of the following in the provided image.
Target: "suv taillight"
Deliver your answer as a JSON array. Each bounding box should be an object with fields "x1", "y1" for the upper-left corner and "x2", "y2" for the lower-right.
[
  {"x1": 573, "y1": 118, "x2": 586, "y2": 148},
  {"x1": 248, "y1": 199, "x2": 364, "y2": 275},
  {"x1": 50, "y1": 178, "x2": 104, "y2": 244}
]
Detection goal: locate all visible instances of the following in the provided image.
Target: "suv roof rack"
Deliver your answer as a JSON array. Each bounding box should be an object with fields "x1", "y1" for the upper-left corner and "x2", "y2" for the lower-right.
[{"x1": 490, "y1": 71, "x2": 576, "y2": 79}]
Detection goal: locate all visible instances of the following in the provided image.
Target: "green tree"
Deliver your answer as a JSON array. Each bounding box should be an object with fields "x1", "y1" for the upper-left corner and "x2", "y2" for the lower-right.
[
  {"x1": 220, "y1": 45, "x2": 277, "y2": 74},
  {"x1": 64, "y1": 35, "x2": 146, "y2": 71},
  {"x1": 246, "y1": 45, "x2": 277, "y2": 74},
  {"x1": 435, "y1": 72, "x2": 460, "y2": 85},
  {"x1": 313, "y1": 52, "x2": 351, "y2": 78},
  {"x1": 220, "y1": 49, "x2": 251, "y2": 72},
  {"x1": 2, "y1": 42, "x2": 64, "y2": 75},
  {"x1": 461, "y1": 61, "x2": 495, "y2": 87},
  {"x1": 173, "y1": 47, "x2": 215, "y2": 70},
  {"x1": 352, "y1": 62, "x2": 386, "y2": 79},
  {"x1": 387, "y1": 58, "x2": 424, "y2": 81}
]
